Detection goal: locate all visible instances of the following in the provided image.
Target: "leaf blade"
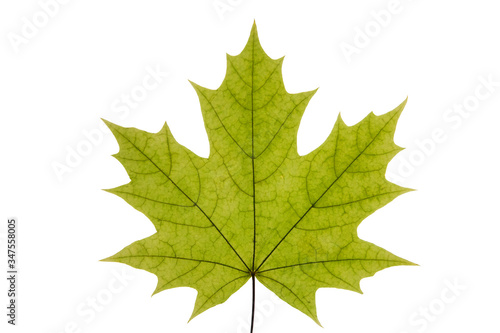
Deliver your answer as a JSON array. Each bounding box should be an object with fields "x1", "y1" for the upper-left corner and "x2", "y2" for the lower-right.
[{"x1": 102, "y1": 23, "x2": 415, "y2": 326}]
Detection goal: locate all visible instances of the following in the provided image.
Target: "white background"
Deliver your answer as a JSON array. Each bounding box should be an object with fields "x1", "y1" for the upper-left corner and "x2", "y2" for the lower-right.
[{"x1": 1, "y1": 0, "x2": 499, "y2": 332}]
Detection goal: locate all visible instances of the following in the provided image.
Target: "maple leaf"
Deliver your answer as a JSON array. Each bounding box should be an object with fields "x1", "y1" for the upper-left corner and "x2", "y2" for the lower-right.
[{"x1": 101, "y1": 23, "x2": 415, "y2": 328}]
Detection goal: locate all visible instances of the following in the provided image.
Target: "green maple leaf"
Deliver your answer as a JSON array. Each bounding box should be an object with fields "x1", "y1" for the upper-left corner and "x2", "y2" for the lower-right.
[{"x1": 101, "y1": 23, "x2": 415, "y2": 327}]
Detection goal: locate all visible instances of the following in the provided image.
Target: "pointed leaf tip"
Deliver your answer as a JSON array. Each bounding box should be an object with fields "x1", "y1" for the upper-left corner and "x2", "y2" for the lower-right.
[
  {"x1": 247, "y1": 20, "x2": 261, "y2": 49},
  {"x1": 101, "y1": 118, "x2": 113, "y2": 128},
  {"x1": 251, "y1": 20, "x2": 258, "y2": 34}
]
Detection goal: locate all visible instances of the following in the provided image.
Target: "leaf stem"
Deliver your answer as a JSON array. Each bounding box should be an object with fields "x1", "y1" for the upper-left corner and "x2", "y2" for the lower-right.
[{"x1": 250, "y1": 273, "x2": 256, "y2": 333}]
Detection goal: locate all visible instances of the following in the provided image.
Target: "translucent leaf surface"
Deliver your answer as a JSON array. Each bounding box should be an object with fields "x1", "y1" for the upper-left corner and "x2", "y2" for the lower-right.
[{"x1": 102, "y1": 23, "x2": 415, "y2": 325}]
